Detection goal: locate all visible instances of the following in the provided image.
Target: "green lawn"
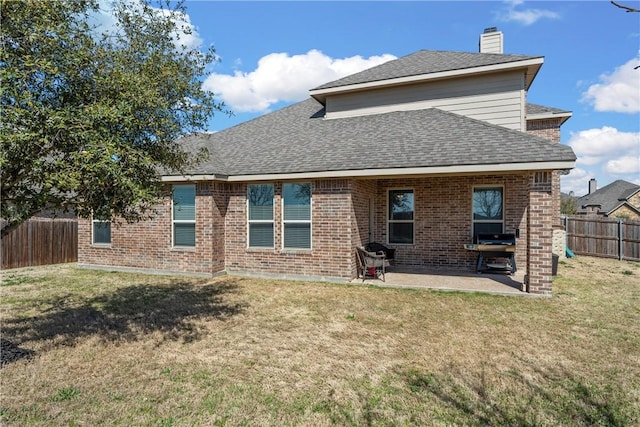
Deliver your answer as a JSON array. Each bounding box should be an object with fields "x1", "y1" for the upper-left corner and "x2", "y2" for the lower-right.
[{"x1": 1, "y1": 256, "x2": 639, "y2": 426}]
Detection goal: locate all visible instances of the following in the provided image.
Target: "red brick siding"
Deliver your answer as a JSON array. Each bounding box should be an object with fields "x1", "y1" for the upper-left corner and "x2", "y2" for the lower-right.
[
  {"x1": 527, "y1": 172, "x2": 554, "y2": 295},
  {"x1": 526, "y1": 118, "x2": 561, "y2": 142},
  {"x1": 78, "y1": 174, "x2": 554, "y2": 294},
  {"x1": 527, "y1": 118, "x2": 563, "y2": 228},
  {"x1": 78, "y1": 182, "x2": 225, "y2": 275},
  {"x1": 351, "y1": 179, "x2": 377, "y2": 277},
  {"x1": 372, "y1": 174, "x2": 529, "y2": 271},
  {"x1": 224, "y1": 180, "x2": 354, "y2": 279}
]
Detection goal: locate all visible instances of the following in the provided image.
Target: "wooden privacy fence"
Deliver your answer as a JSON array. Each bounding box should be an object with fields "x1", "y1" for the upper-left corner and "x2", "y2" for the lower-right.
[
  {"x1": 564, "y1": 216, "x2": 640, "y2": 262},
  {"x1": 1, "y1": 218, "x2": 78, "y2": 269}
]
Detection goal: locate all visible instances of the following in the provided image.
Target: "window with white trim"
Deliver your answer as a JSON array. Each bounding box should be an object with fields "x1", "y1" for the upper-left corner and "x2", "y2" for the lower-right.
[
  {"x1": 282, "y1": 183, "x2": 311, "y2": 249},
  {"x1": 172, "y1": 184, "x2": 196, "y2": 247},
  {"x1": 472, "y1": 186, "x2": 503, "y2": 241},
  {"x1": 92, "y1": 220, "x2": 111, "y2": 245},
  {"x1": 388, "y1": 189, "x2": 414, "y2": 244},
  {"x1": 248, "y1": 184, "x2": 274, "y2": 248}
]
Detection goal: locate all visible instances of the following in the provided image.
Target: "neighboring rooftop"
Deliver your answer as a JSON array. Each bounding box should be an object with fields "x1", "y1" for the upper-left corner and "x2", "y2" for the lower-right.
[{"x1": 577, "y1": 179, "x2": 640, "y2": 215}]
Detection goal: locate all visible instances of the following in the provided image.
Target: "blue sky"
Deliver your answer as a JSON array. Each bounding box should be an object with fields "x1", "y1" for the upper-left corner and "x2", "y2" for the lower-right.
[{"x1": 101, "y1": 1, "x2": 640, "y2": 196}]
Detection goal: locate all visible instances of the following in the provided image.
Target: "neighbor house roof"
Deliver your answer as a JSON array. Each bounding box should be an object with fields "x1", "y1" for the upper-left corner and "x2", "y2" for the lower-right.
[
  {"x1": 310, "y1": 50, "x2": 544, "y2": 104},
  {"x1": 166, "y1": 98, "x2": 576, "y2": 182},
  {"x1": 577, "y1": 180, "x2": 640, "y2": 215}
]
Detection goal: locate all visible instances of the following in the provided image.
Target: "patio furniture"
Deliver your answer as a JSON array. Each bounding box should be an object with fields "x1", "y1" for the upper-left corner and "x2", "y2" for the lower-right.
[
  {"x1": 364, "y1": 242, "x2": 395, "y2": 261},
  {"x1": 464, "y1": 233, "x2": 517, "y2": 274},
  {"x1": 356, "y1": 247, "x2": 387, "y2": 282}
]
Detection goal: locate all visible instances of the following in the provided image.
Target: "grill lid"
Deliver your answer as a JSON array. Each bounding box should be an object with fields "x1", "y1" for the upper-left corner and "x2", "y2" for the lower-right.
[{"x1": 477, "y1": 233, "x2": 516, "y2": 245}]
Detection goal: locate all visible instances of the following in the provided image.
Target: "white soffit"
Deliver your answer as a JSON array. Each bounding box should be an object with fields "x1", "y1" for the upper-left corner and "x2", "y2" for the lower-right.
[
  {"x1": 527, "y1": 111, "x2": 573, "y2": 124},
  {"x1": 162, "y1": 160, "x2": 575, "y2": 183}
]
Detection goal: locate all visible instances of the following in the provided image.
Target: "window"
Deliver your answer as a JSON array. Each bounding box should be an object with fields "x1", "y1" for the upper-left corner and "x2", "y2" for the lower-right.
[
  {"x1": 173, "y1": 184, "x2": 196, "y2": 247},
  {"x1": 92, "y1": 220, "x2": 111, "y2": 245},
  {"x1": 283, "y1": 183, "x2": 311, "y2": 249},
  {"x1": 388, "y1": 189, "x2": 414, "y2": 244},
  {"x1": 472, "y1": 186, "x2": 503, "y2": 241},
  {"x1": 248, "y1": 184, "x2": 274, "y2": 248}
]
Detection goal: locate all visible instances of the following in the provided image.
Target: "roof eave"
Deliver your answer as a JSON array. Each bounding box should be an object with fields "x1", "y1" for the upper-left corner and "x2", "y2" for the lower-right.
[
  {"x1": 161, "y1": 174, "x2": 228, "y2": 182},
  {"x1": 527, "y1": 111, "x2": 572, "y2": 125},
  {"x1": 216, "y1": 160, "x2": 575, "y2": 182},
  {"x1": 310, "y1": 57, "x2": 544, "y2": 105}
]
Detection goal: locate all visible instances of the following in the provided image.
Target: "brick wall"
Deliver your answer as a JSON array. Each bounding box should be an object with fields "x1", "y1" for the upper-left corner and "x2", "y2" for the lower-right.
[
  {"x1": 526, "y1": 118, "x2": 561, "y2": 142},
  {"x1": 351, "y1": 180, "x2": 377, "y2": 277},
  {"x1": 224, "y1": 179, "x2": 355, "y2": 280},
  {"x1": 78, "y1": 182, "x2": 225, "y2": 275},
  {"x1": 527, "y1": 172, "x2": 554, "y2": 295},
  {"x1": 371, "y1": 174, "x2": 529, "y2": 272},
  {"x1": 527, "y1": 118, "x2": 563, "y2": 229},
  {"x1": 78, "y1": 173, "x2": 555, "y2": 294}
]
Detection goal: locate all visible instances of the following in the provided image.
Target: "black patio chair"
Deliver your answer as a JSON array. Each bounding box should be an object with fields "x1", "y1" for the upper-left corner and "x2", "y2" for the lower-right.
[{"x1": 364, "y1": 242, "x2": 395, "y2": 261}]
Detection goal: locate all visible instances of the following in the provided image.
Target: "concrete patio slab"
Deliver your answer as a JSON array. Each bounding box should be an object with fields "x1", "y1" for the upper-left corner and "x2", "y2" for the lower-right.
[{"x1": 351, "y1": 266, "x2": 529, "y2": 296}]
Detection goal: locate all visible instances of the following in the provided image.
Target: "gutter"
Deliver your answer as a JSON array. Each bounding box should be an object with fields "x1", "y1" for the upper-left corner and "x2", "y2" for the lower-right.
[{"x1": 162, "y1": 160, "x2": 575, "y2": 183}]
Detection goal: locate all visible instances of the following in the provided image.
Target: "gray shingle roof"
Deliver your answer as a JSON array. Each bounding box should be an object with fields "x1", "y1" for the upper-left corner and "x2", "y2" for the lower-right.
[
  {"x1": 527, "y1": 103, "x2": 571, "y2": 116},
  {"x1": 312, "y1": 50, "x2": 543, "y2": 91},
  {"x1": 176, "y1": 98, "x2": 576, "y2": 178},
  {"x1": 576, "y1": 180, "x2": 640, "y2": 214}
]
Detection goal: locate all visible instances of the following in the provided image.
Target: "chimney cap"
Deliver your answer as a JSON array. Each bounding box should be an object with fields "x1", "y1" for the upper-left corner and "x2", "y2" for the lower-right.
[{"x1": 483, "y1": 27, "x2": 498, "y2": 34}]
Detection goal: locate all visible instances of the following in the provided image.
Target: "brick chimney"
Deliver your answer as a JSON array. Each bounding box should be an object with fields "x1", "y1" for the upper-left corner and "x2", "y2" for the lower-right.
[
  {"x1": 588, "y1": 178, "x2": 597, "y2": 194},
  {"x1": 479, "y1": 27, "x2": 503, "y2": 54}
]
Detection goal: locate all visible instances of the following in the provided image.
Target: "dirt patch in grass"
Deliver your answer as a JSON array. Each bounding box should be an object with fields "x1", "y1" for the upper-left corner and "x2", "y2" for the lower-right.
[{"x1": 1, "y1": 257, "x2": 639, "y2": 425}]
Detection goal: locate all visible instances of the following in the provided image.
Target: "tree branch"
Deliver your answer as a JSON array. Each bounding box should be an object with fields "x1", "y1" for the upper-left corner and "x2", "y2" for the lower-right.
[{"x1": 611, "y1": 1, "x2": 640, "y2": 12}]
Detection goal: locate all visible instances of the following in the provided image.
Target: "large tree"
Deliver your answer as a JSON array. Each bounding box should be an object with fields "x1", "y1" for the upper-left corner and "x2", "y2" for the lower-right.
[{"x1": 0, "y1": 0, "x2": 225, "y2": 237}]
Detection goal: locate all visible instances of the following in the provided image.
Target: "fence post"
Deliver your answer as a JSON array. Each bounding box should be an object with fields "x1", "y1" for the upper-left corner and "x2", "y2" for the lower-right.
[
  {"x1": 564, "y1": 216, "x2": 569, "y2": 254},
  {"x1": 618, "y1": 219, "x2": 623, "y2": 261}
]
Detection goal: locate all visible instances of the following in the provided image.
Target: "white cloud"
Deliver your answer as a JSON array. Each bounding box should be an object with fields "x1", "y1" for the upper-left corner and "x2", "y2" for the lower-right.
[
  {"x1": 560, "y1": 167, "x2": 593, "y2": 196},
  {"x1": 581, "y1": 54, "x2": 640, "y2": 113},
  {"x1": 561, "y1": 127, "x2": 640, "y2": 195},
  {"x1": 497, "y1": 1, "x2": 559, "y2": 26},
  {"x1": 203, "y1": 49, "x2": 396, "y2": 113},
  {"x1": 567, "y1": 126, "x2": 640, "y2": 166},
  {"x1": 605, "y1": 154, "x2": 640, "y2": 175}
]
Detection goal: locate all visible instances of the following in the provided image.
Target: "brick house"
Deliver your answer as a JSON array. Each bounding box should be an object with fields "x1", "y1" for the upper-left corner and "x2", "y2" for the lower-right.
[
  {"x1": 78, "y1": 29, "x2": 576, "y2": 295},
  {"x1": 576, "y1": 179, "x2": 640, "y2": 220}
]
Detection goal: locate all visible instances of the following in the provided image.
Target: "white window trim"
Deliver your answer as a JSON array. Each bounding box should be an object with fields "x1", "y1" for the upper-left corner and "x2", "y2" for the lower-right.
[
  {"x1": 92, "y1": 219, "x2": 111, "y2": 246},
  {"x1": 471, "y1": 185, "x2": 505, "y2": 239},
  {"x1": 387, "y1": 187, "x2": 415, "y2": 245},
  {"x1": 281, "y1": 182, "x2": 312, "y2": 251},
  {"x1": 172, "y1": 184, "x2": 196, "y2": 249},
  {"x1": 247, "y1": 183, "x2": 275, "y2": 249}
]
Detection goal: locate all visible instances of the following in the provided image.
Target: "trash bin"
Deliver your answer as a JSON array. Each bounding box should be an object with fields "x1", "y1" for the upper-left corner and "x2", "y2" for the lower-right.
[{"x1": 552, "y1": 253, "x2": 559, "y2": 276}]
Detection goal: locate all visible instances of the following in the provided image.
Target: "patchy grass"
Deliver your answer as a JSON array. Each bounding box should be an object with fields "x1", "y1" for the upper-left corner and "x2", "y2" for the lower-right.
[{"x1": 1, "y1": 257, "x2": 639, "y2": 426}]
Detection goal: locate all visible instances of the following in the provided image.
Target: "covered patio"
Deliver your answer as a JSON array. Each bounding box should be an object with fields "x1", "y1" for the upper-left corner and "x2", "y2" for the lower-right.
[{"x1": 351, "y1": 266, "x2": 529, "y2": 296}]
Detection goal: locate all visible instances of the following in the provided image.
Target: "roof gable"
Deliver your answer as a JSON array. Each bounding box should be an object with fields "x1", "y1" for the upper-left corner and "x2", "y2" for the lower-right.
[{"x1": 310, "y1": 50, "x2": 543, "y2": 102}]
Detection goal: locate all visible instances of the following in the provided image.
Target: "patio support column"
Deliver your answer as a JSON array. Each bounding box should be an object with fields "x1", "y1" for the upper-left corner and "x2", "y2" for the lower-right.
[{"x1": 526, "y1": 171, "x2": 554, "y2": 295}]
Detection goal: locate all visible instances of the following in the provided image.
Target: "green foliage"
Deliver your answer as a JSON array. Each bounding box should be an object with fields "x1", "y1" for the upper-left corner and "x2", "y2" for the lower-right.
[
  {"x1": 49, "y1": 386, "x2": 81, "y2": 402},
  {"x1": 561, "y1": 193, "x2": 579, "y2": 215},
  {"x1": 0, "y1": 0, "x2": 225, "y2": 236}
]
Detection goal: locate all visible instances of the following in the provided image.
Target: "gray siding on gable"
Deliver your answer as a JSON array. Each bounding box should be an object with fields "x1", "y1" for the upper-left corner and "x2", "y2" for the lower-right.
[{"x1": 325, "y1": 71, "x2": 525, "y2": 130}]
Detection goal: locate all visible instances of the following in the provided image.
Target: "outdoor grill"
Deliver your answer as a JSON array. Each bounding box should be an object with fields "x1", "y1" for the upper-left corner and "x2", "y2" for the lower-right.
[
  {"x1": 465, "y1": 233, "x2": 517, "y2": 274},
  {"x1": 476, "y1": 233, "x2": 516, "y2": 246}
]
